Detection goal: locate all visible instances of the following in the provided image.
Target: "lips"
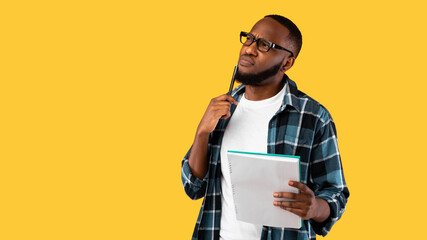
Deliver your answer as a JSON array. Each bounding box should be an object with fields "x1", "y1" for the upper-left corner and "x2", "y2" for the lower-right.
[{"x1": 239, "y1": 55, "x2": 255, "y2": 67}]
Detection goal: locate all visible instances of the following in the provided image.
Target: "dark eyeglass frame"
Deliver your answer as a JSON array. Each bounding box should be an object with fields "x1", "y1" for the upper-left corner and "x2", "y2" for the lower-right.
[{"x1": 240, "y1": 31, "x2": 294, "y2": 57}]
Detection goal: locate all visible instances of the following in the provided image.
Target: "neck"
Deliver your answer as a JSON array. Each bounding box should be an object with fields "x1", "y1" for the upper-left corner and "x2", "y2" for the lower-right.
[{"x1": 244, "y1": 74, "x2": 285, "y2": 101}]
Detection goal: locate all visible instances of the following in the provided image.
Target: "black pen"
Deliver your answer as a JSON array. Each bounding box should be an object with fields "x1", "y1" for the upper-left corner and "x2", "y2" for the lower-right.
[{"x1": 228, "y1": 63, "x2": 239, "y2": 96}]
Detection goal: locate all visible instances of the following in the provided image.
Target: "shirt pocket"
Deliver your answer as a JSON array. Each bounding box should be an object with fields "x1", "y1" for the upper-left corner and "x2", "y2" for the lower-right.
[{"x1": 284, "y1": 126, "x2": 313, "y2": 145}]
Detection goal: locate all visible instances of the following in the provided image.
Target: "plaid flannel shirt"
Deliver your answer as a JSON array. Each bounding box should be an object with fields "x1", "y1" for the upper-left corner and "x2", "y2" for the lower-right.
[{"x1": 181, "y1": 75, "x2": 349, "y2": 240}]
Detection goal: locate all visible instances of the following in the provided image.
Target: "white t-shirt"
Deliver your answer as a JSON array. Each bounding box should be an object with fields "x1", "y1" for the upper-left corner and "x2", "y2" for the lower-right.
[{"x1": 219, "y1": 85, "x2": 286, "y2": 240}]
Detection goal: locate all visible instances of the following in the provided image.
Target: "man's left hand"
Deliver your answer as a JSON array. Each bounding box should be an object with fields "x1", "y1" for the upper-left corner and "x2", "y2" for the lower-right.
[{"x1": 273, "y1": 181, "x2": 330, "y2": 222}]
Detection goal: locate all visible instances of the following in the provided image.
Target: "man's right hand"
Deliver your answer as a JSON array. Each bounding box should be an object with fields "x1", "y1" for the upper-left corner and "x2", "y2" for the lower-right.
[
  {"x1": 196, "y1": 94, "x2": 238, "y2": 136},
  {"x1": 189, "y1": 94, "x2": 238, "y2": 179}
]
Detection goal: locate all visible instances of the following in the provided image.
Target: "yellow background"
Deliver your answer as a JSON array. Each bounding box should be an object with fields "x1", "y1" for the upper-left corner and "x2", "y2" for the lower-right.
[{"x1": 1, "y1": 0, "x2": 426, "y2": 239}]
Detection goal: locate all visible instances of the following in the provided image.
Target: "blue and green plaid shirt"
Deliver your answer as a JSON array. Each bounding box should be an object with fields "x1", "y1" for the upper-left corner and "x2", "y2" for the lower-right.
[{"x1": 181, "y1": 75, "x2": 349, "y2": 240}]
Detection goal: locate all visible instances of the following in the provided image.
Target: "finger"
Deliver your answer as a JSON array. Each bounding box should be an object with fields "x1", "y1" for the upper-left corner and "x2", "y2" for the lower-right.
[
  {"x1": 217, "y1": 108, "x2": 231, "y2": 119},
  {"x1": 215, "y1": 94, "x2": 238, "y2": 105},
  {"x1": 288, "y1": 181, "x2": 312, "y2": 194},
  {"x1": 220, "y1": 112, "x2": 231, "y2": 119},
  {"x1": 273, "y1": 192, "x2": 299, "y2": 200},
  {"x1": 212, "y1": 101, "x2": 232, "y2": 107},
  {"x1": 211, "y1": 104, "x2": 231, "y2": 112},
  {"x1": 274, "y1": 192, "x2": 312, "y2": 205},
  {"x1": 279, "y1": 207, "x2": 306, "y2": 219},
  {"x1": 273, "y1": 200, "x2": 305, "y2": 209},
  {"x1": 229, "y1": 96, "x2": 239, "y2": 106}
]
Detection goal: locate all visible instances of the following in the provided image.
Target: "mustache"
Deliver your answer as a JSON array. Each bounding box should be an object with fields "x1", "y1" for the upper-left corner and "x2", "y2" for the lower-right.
[{"x1": 239, "y1": 55, "x2": 255, "y2": 65}]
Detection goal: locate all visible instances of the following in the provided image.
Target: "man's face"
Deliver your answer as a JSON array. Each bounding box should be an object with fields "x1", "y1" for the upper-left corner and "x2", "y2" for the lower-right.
[{"x1": 236, "y1": 17, "x2": 292, "y2": 86}]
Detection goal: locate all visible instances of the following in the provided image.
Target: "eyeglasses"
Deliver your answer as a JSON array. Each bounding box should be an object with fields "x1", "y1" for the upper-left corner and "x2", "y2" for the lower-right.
[{"x1": 240, "y1": 31, "x2": 294, "y2": 57}]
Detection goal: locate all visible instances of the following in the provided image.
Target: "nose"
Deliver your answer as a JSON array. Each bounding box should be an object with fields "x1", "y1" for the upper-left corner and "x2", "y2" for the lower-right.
[{"x1": 244, "y1": 41, "x2": 258, "y2": 56}]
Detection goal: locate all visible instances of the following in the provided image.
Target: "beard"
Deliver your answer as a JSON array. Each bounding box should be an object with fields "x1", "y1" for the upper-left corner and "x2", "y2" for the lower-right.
[{"x1": 235, "y1": 60, "x2": 283, "y2": 86}]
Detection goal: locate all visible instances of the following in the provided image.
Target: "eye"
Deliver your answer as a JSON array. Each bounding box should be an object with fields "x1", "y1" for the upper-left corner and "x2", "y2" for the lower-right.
[{"x1": 260, "y1": 40, "x2": 270, "y2": 49}]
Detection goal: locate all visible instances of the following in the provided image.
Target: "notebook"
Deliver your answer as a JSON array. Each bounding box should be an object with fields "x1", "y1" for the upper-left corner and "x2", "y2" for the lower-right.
[{"x1": 226, "y1": 150, "x2": 302, "y2": 228}]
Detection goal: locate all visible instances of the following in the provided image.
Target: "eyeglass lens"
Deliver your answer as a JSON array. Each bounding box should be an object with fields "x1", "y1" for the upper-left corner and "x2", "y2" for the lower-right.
[{"x1": 240, "y1": 33, "x2": 271, "y2": 52}]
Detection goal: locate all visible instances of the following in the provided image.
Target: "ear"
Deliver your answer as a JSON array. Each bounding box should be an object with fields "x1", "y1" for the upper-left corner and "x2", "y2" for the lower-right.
[{"x1": 281, "y1": 57, "x2": 295, "y2": 73}]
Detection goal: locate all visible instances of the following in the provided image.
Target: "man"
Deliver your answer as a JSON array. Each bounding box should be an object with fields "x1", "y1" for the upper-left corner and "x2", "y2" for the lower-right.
[{"x1": 181, "y1": 14, "x2": 349, "y2": 240}]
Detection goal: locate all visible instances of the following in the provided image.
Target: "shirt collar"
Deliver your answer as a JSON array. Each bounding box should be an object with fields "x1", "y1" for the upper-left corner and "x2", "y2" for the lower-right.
[{"x1": 232, "y1": 74, "x2": 302, "y2": 113}]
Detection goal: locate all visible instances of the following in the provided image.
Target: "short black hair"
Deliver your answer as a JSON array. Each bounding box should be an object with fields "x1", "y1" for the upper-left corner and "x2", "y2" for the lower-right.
[{"x1": 264, "y1": 14, "x2": 302, "y2": 58}]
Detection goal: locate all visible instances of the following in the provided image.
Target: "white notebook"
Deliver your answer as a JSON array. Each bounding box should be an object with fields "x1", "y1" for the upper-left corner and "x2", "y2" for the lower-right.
[{"x1": 226, "y1": 150, "x2": 302, "y2": 228}]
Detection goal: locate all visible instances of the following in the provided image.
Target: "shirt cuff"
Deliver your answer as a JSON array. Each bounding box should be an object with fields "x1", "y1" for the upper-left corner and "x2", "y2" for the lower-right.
[
  {"x1": 182, "y1": 159, "x2": 208, "y2": 188},
  {"x1": 310, "y1": 193, "x2": 340, "y2": 236}
]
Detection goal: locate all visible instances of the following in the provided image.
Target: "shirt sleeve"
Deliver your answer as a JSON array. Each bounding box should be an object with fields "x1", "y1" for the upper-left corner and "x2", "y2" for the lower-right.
[
  {"x1": 181, "y1": 146, "x2": 209, "y2": 200},
  {"x1": 308, "y1": 108, "x2": 350, "y2": 236}
]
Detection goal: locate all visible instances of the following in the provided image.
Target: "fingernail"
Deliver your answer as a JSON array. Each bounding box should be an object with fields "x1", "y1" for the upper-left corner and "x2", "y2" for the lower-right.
[
  {"x1": 273, "y1": 201, "x2": 278, "y2": 206},
  {"x1": 273, "y1": 193, "x2": 279, "y2": 197}
]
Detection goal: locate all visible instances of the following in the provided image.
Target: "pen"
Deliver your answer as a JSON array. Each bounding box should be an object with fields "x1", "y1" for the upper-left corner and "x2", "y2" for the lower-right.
[{"x1": 228, "y1": 63, "x2": 239, "y2": 96}]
